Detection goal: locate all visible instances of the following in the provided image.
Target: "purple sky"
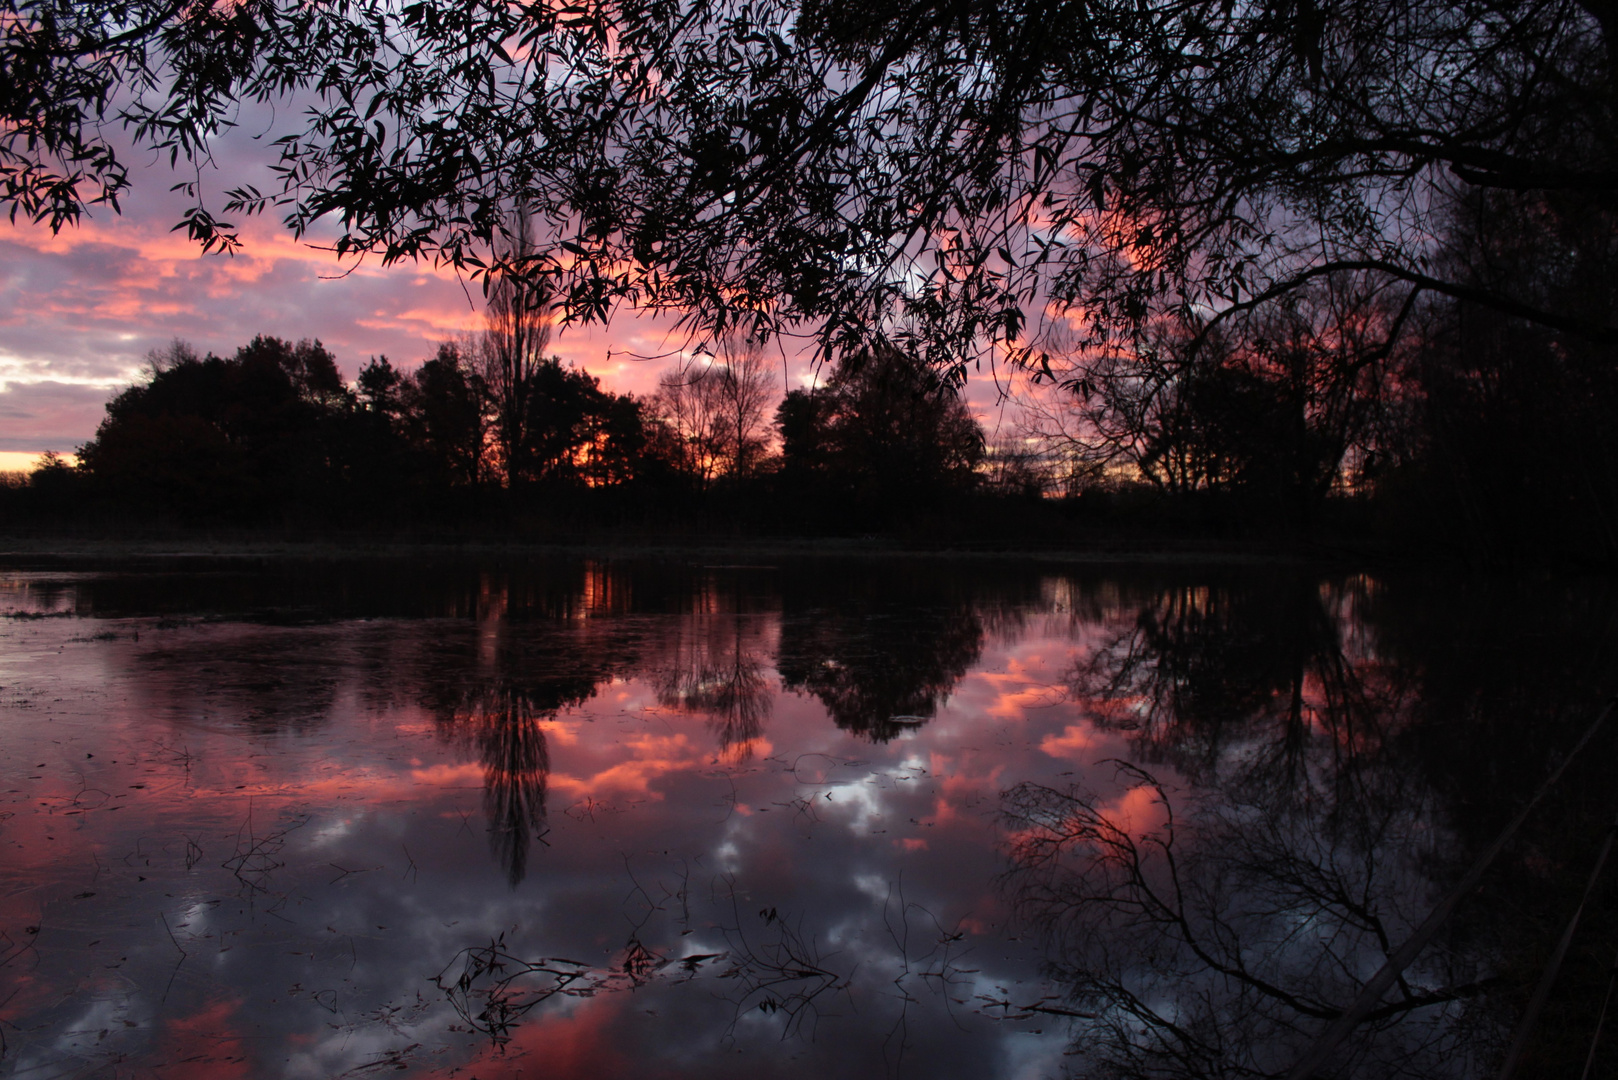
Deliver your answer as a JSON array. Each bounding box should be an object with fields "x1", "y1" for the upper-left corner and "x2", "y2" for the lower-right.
[{"x1": 0, "y1": 152, "x2": 1024, "y2": 469}]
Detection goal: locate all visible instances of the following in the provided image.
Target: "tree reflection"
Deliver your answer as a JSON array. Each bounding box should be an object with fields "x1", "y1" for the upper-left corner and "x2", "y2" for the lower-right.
[
  {"x1": 431, "y1": 679, "x2": 594, "y2": 886},
  {"x1": 777, "y1": 601, "x2": 983, "y2": 742},
  {"x1": 1003, "y1": 760, "x2": 1495, "y2": 1080},
  {"x1": 1074, "y1": 576, "x2": 1412, "y2": 789},
  {"x1": 415, "y1": 563, "x2": 650, "y2": 884},
  {"x1": 651, "y1": 612, "x2": 774, "y2": 758},
  {"x1": 1001, "y1": 576, "x2": 1539, "y2": 1078}
]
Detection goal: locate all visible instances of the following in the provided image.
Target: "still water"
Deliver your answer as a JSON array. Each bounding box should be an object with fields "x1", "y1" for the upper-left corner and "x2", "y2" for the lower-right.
[{"x1": 2, "y1": 557, "x2": 1616, "y2": 1079}]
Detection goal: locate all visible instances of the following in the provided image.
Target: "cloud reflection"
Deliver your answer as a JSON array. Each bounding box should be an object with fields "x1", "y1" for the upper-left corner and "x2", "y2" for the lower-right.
[{"x1": 5, "y1": 562, "x2": 1615, "y2": 1078}]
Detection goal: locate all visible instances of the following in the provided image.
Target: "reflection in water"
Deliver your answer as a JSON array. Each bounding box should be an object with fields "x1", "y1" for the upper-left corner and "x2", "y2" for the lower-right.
[
  {"x1": 1004, "y1": 755, "x2": 1486, "y2": 1080},
  {"x1": 429, "y1": 665, "x2": 603, "y2": 885},
  {"x1": 651, "y1": 613, "x2": 774, "y2": 758},
  {"x1": 421, "y1": 566, "x2": 649, "y2": 883},
  {"x1": 1006, "y1": 578, "x2": 1463, "y2": 1079},
  {"x1": 778, "y1": 600, "x2": 983, "y2": 742},
  {"x1": 436, "y1": 688, "x2": 555, "y2": 886},
  {"x1": 1072, "y1": 577, "x2": 1402, "y2": 783},
  {"x1": 1000, "y1": 574, "x2": 1618, "y2": 1079},
  {"x1": 5, "y1": 560, "x2": 1618, "y2": 1078}
]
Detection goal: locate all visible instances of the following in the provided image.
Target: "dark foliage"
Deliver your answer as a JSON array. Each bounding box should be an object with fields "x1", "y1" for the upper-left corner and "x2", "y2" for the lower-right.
[
  {"x1": 41, "y1": 335, "x2": 682, "y2": 526},
  {"x1": 518, "y1": 357, "x2": 653, "y2": 488},
  {"x1": 360, "y1": 344, "x2": 491, "y2": 489},
  {"x1": 1367, "y1": 186, "x2": 1618, "y2": 566},
  {"x1": 1378, "y1": 307, "x2": 1618, "y2": 566},
  {"x1": 1029, "y1": 178, "x2": 1618, "y2": 562},
  {"x1": 75, "y1": 336, "x2": 359, "y2": 520},
  {"x1": 9, "y1": 0, "x2": 1612, "y2": 373},
  {"x1": 775, "y1": 345, "x2": 984, "y2": 514}
]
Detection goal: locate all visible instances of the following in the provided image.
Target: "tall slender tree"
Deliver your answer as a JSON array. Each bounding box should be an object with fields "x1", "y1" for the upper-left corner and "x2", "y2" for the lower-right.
[{"x1": 479, "y1": 208, "x2": 551, "y2": 485}]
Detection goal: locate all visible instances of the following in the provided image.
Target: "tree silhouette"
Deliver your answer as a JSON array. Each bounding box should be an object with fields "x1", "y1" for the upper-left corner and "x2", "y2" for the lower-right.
[
  {"x1": 520, "y1": 357, "x2": 655, "y2": 488},
  {"x1": 652, "y1": 335, "x2": 778, "y2": 488},
  {"x1": 478, "y1": 209, "x2": 554, "y2": 485},
  {"x1": 77, "y1": 336, "x2": 356, "y2": 517},
  {"x1": 358, "y1": 343, "x2": 492, "y2": 490},
  {"x1": 7, "y1": 0, "x2": 1615, "y2": 368},
  {"x1": 399, "y1": 342, "x2": 491, "y2": 487},
  {"x1": 1028, "y1": 276, "x2": 1414, "y2": 518},
  {"x1": 67, "y1": 329, "x2": 691, "y2": 522},
  {"x1": 777, "y1": 345, "x2": 984, "y2": 506}
]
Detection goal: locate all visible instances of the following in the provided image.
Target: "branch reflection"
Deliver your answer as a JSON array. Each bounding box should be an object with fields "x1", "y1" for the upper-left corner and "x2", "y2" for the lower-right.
[
  {"x1": 1004, "y1": 758, "x2": 1492, "y2": 1080},
  {"x1": 651, "y1": 611, "x2": 774, "y2": 759},
  {"x1": 1005, "y1": 577, "x2": 1501, "y2": 1078}
]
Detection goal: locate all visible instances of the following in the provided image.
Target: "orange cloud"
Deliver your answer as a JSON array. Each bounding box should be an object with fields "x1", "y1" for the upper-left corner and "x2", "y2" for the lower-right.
[{"x1": 1039, "y1": 724, "x2": 1096, "y2": 760}]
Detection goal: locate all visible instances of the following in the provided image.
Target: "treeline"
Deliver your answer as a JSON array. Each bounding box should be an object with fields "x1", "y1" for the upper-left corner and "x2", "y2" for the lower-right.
[
  {"x1": 9, "y1": 259, "x2": 1618, "y2": 566},
  {"x1": 1007, "y1": 184, "x2": 1618, "y2": 568},
  {"x1": 4, "y1": 334, "x2": 994, "y2": 533}
]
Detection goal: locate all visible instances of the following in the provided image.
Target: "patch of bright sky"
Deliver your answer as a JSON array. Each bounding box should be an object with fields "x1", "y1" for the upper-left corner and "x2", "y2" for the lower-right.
[{"x1": 0, "y1": 128, "x2": 1028, "y2": 458}]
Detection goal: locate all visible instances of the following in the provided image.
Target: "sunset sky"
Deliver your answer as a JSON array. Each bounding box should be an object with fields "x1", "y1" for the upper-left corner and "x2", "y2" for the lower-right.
[{"x1": 0, "y1": 148, "x2": 1022, "y2": 473}]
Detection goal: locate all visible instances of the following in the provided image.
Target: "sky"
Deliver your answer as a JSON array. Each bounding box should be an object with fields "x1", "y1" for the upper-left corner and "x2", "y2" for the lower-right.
[{"x1": 0, "y1": 150, "x2": 1025, "y2": 473}]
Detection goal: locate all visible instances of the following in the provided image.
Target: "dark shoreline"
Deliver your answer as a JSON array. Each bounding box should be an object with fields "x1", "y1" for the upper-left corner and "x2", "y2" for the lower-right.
[{"x1": 0, "y1": 526, "x2": 1404, "y2": 571}]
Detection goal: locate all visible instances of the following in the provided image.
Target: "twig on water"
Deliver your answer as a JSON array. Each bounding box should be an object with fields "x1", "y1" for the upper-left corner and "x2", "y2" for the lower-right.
[
  {"x1": 159, "y1": 911, "x2": 188, "y2": 1003},
  {"x1": 400, "y1": 845, "x2": 418, "y2": 883},
  {"x1": 159, "y1": 912, "x2": 187, "y2": 960}
]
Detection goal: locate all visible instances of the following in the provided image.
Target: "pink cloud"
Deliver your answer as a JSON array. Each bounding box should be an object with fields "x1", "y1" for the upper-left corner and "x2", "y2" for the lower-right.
[{"x1": 2, "y1": 146, "x2": 1026, "y2": 455}]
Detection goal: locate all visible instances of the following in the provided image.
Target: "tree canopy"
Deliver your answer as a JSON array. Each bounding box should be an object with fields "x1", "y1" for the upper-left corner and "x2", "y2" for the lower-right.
[
  {"x1": 77, "y1": 336, "x2": 355, "y2": 515},
  {"x1": 777, "y1": 344, "x2": 984, "y2": 500},
  {"x1": 7, "y1": 0, "x2": 1615, "y2": 373},
  {"x1": 73, "y1": 334, "x2": 671, "y2": 520}
]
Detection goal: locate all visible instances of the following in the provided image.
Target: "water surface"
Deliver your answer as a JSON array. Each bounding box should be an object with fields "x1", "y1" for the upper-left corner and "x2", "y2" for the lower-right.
[{"x1": 2, "y1": 557, "x2": 1615, "y2": 1078}]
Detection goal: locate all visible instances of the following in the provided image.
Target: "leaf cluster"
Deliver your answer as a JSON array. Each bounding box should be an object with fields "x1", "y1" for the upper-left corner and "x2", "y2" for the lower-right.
[{"x1": 7, "y1": 0, "x2": 1615, "y2": 374}]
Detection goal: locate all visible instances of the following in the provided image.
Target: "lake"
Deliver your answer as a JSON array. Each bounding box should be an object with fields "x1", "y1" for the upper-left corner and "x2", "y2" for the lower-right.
[{"x1": 2, "y1": 555, "x2": 1615, "y2": 1079}]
